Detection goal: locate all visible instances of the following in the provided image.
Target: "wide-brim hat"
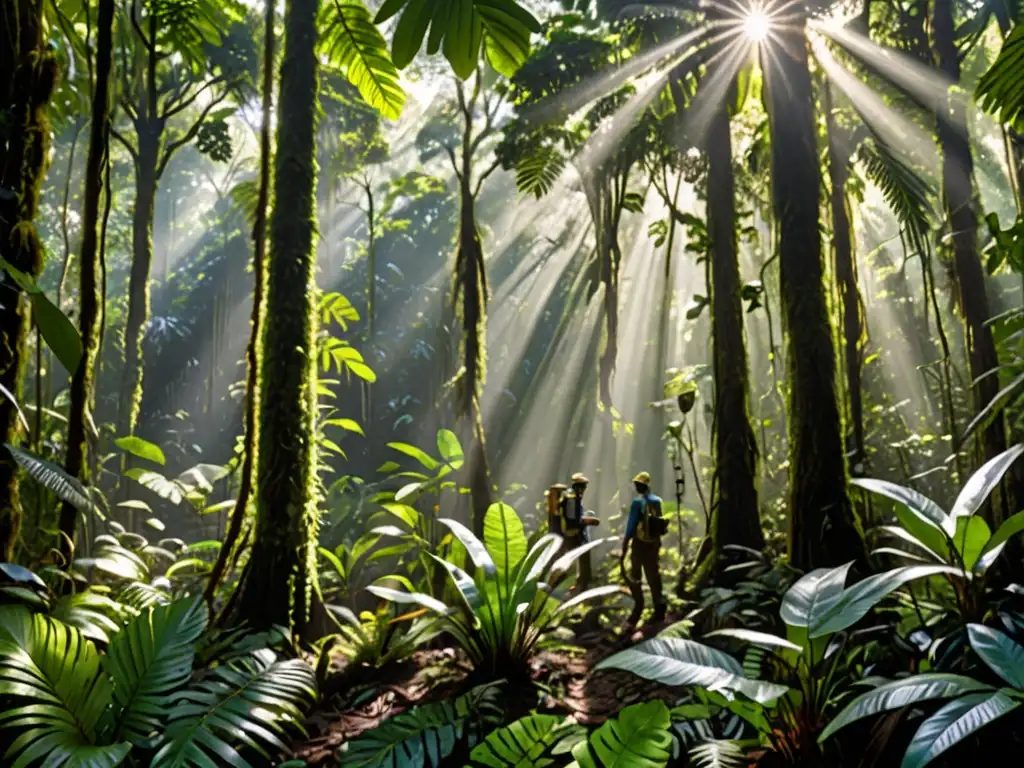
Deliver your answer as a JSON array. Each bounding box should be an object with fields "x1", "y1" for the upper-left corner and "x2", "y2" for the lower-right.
[{"x1": 570, "y1": 472, "x2": 590, "y2": 485}]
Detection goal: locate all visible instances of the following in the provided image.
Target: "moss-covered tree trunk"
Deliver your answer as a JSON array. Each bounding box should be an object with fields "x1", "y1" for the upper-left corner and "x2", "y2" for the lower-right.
[
  {"x1": 824, "y1": 90, "x2": 866, "y2": 471},
  {"x1": 58, "y1": 0, "x2": 114, "y2": 566},
  {"x1": 118, "y1": 126, "x2": 161, "y2": 439},
  {"x1": 932, "y1": 0, "x2": 1008, "y2": 507},
  {"x1": 455, "y1": 172, "x2": 492, "y2": 535},
  {"x1": 765, "y1": 12, "x2": 865, "y2": 571},
  {"x1": 0, "y1": 0, "x2": 58, "y2": 559},
  {"x1": 706, "y1": 97, "x2": 763, "y2": 578},
  {"x1": 234, "y1": 0, "x2": 321, "y2": 634}
]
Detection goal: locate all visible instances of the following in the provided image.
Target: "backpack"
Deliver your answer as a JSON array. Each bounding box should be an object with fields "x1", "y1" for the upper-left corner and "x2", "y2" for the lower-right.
[{"x1": 641, "y1": 496, "x2": 669, "y2": 540}]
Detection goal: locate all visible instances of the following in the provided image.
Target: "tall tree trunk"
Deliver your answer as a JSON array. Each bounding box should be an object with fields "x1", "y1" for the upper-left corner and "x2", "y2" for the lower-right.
[
  {"x1": 205, "y1": 0, "x2": 274, "y2": 609},
  {"x1": 705, "y1": 97, "x2": 764, "y2": 579},
  {"x1": 932, "y1": 0, "x2": 1007, "y2": 505},
  {"x1": 119, "y1": 128, "x2": 160, "y2": 439},
  {"x1": 58, "y1": 0, "x2": 114, "y2": 566},
  {"x1": 765, "y1": 11, "x2": 866, "y2": 571},
  {"x1": 234, "y1": 0, "x2": 322, "y2": 634},
  {"x1": 0, "y1": 0, "x2": 58, "y2": 559},
  {"x1": 456, "y1": 173, "x2": 492, "y2": 534},
  {"x1": 824, "y1": 89, "x2": 866, "y2": 472}
]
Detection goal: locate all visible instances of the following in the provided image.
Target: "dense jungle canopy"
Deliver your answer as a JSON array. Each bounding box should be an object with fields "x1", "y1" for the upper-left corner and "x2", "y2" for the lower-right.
[{"x1": 4, "y1": 0, "x2": 1024, "y2": 764}]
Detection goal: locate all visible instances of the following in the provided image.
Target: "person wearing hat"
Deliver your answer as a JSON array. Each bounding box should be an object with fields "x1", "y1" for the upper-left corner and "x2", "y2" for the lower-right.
[
  {"x1": 559, "y1": 472, "x2": 594, "y2": 590},
  {"x1": 621, "y1": 471, "x2": 666, "y2": 626}
]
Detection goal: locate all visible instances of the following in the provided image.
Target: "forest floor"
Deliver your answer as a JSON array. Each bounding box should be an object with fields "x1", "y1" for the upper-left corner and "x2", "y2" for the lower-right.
[{"x1": 293, "y1": 607, "x2": 685, "y2": 766}]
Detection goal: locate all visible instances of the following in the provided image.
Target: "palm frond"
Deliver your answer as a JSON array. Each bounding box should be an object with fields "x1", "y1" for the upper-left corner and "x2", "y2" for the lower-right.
[
  {"x1": 0, "y1": 606, "x2": 130, "y2": 767},
  {"x1": 340, "y1": 682, "x2": 503, "y2": 766},
  {"x1": 514, "y1": 144, "x2": 568, "y2": 199},
  {"x1": 468, "y1": 713, "x2": 566, "y2": 766},
  {"x1": 319, "y1": 0, "x2": 405, "y2": 120},
  {"x1": 977, "y1": 24, "x2": 1024, "y2": 128},
  {"x1": 152, "y1": 648, "x2": 317, "y2": 767},
  {"x1": 103, "y1": 597, "x2": 209, "y2": 746},
  {"x1": 118, "y1": 580, "x2": 173, "y2": 611},
  {"x1": 50, "y1": 590, "x2": 131, "y2": 644},
  {"x1": 858, "y1": 138, "x2": 935, "y2": 247}
]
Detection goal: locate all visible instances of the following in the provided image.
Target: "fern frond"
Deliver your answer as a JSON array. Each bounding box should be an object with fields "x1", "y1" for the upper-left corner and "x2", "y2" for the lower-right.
[
  {"x1": 977, "y1": 24, "x2": 1024, "y2": 127},
  {"x1": 515, "y1": 144, "x2": 568, "y2": 199},
  {"x1": 689, "y1": 739, "x2": 747, "y2": 768},
  {"x1": 152, "y1": 648, "x2": 316, "y2": 767},
  {"x1": 5, "y1": 442, "x2": 93, "y2": 513},
  {"x1": 858, "y1": 138, "x2": 935, "y2": 247}
]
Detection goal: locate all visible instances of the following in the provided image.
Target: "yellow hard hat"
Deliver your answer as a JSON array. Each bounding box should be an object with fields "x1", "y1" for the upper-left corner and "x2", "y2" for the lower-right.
[
  {"x1": 570, "y1": 472, "x2": 589, "y2": 485},
  {"x1": 632, "y1": 471, "x2": 651, "y2": 485}
]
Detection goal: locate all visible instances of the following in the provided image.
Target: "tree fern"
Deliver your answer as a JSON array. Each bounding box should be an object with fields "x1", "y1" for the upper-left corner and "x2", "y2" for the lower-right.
[
  {"x1": 320, "y1": 0, "x2": 405, "y2": 120},
  {"x1": 340, "y1": 682, "x2": 503, "y2": 766},
  {"x1": 104, "y1": 597, "x2": 209, "y2": 746},
  {"x1": 152, "y1": 648, "x2": 317, "y2": 767},
  {"x1": 0, "y1": 606, "x2": 130, "y2": 767},
  {"x1": 4, "y1": 442, "x2": 93, "y2": 514}
]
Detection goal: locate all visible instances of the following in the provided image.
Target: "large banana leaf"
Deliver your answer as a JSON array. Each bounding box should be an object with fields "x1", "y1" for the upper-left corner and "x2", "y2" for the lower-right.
[
  {"x1": 153, "y1": 649, "x2": 316, "y2": 767},
  {"x1": 851, "y1": 479, "x2": 950, "y2": 560},
  {"x1": 780, "y1": 562, "x2": 852, "y2": 649},
  {"x1": 103, "y1": 596, "x2": 208, "y2": 746},
  {"x1": 595, "y1": 638, "x2": 787, "y2": 704},
  {"x1": 0, "y1": 606, "x2": 130, "y2": 768},
  {"x1": 483, "y1": 502, "x2": 527, "y2": 578},
  {"x1": 818, "y1": 674, "x2": 993, "y2": 743},
  {"x1": 341, "y1": 682, "x2": 502, "y2": 766},
  {"x1": 573, "y1": 699, "x2": 673, "y2": 768},
  {"x1": 945, "y1": 445, "x2": 1024, "y2": 531},
  {"x1": 468, "y1": 713, "x2": 565, "y2": 767},
  {"x1": 901, "y1": 691, "x2": 1019, "y2": 768}
]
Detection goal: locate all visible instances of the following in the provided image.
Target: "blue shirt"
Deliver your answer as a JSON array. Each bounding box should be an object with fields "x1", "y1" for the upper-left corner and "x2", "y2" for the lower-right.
[{"x1": 626, "y1": 493, "x2": 662, "y2": 538}]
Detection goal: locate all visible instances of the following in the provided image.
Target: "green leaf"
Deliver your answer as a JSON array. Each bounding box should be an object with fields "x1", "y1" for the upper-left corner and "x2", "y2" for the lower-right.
[
  {"x1": 819, "y1": 674, "x2": 993, "y2": 744},
  {"x1": 574, "y1": 700, "x2": 672, "y2": 768},
  {"x1": 967, "y1": 623, "x2": 1024, "y2": 688},
  {"x1": 469, "y1": 713, "x2": 565, "y2": 767},
  {"x1": 4, "y1": 443, "x2": 93, "y2": 513},
  {"x1": 387, "y1": 441, "x2": 440, "y2": 470},
  {"x1": 595, "y1": 638, "x2": 787, "y2": 704},
  {"x1": 325, "y1": 418, "x2": 366, "y2": 437},
  {"x1": 901, "y1": 691, "x2": 1019, "y2": 768},
  {"x1": 703, "y1": 628, "x2": 803, "y2": 654},
  {"x1": 959, "y1": 373, "x2": 1024, "y2": 448},
  {"x1": 104, "y1": 597, "x2": 208, "y2": 745},
  {"x1": 439, "y1": 517, "x2": 497, "y2": 575},
  {"x1": 115, "y1": 436, "x2": 167, "y2": 466},
  {"x1": 436, "y1": 429, "x2": 464, "y2": 469},
  {"x1": 125, "y1": 469, "x2": 184, "y2": 505},
  {"x1": 852, "y1": 478, "x2": 948, "y2": 526},
  {"x1": 952, "y1": 515, "x2": 990, "y2": 571},
  {"x1": 811, "y1": 565, "x2": 960, "y2": 638},
  {"x1": 31, "y1": 290, "x2": 83, "y2": 376},
  {"x1": 483, "y1": 502, "x2": 527, "y2": 577},
  {"x1": 320, "y1": 0, "x2": 406, "y2": 119},
  {"x1": 976, "y1": 510, "x2": 1024, "y2": 574},
  {"x1": 780, "y1": 562, "x2": 853, "y2": 633},
  {"x1": 366, "y1": 585, "x2": 451, "y2": 615},
  {"x1": 946, "y1": 445, "x2": 1024, "y2": 531},
  {"x1": 977, "y1": 25, "x2": 1024, "y2": 127}
]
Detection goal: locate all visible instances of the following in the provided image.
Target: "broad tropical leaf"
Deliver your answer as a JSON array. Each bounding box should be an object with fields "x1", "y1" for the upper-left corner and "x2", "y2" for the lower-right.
[
  {"x1": 50, "y1": 590, "x2": 127, "y2": 644},
  {"x1": 976, "y1": 510, "x2": 1024, "y2": 574},
  {"x1": 901, "y1": 691, "x2": 1019, "y2": 768},
  {"x1": 340, "y1": 682, "x2": 502, "y2": 766},
  {"x1": 104, "y1": 597, "x2": 209, "y2": 745},
  {"x1": 573, "y1": 699, "x2": 672, "y2": 768},
  {"x1": 439, "y1": 518, "x2": 497, "y2": 575},
  {"x1": 366, "y1": 585, "x2": 451, "y2": 615},
  {"x1": 967, "y1": 623, "x2": 1024, "y2": 688},
  {"x1": 115, "y1": 436, "x2": 167, "y2": 466},
  {"x1": 0, "y1": 606, "x2": 130, "y2": 767},
  {"x1": 780, "y1": 563, "x2": 853, "y2": 636},
  {"x1": 483, "y1": 502, "x2": 527, "y2": 576},
  {"x1": 321, "y1": 0, "x2": 406, "y2": 119},
  {"x1": 595, "y1": 638, "x2": 787, "y2": 704},
  {"x1": 153, "y1": 649, "x2": 316, "y2": 767},
  {"x1": 952, "y1": 516, "x2": 990, "y2": 571},
  {"x1": 703, "y1": 628, "x2": 802, "y2": 653},
  {"x1": 436, "y1": 429, "x2": 465, "y2": 468},
  {"x1": 946, "y1": 445, "x2": 1024, "y2": 530},
  {"x1": 468, "y1": 713, "x2": 564, "y2": 767},
  {"x1": 819, "y1": 674, "x2": 993, "y2": 743}
]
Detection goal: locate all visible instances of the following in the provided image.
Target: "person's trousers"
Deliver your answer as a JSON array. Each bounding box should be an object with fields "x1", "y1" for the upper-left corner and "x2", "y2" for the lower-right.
[
  {"x1": 564, "y1": 531, "x2": 591, "y2": 590},
  {"x1": 629, "y1": 538, "x2": 664, "y2": 620}
]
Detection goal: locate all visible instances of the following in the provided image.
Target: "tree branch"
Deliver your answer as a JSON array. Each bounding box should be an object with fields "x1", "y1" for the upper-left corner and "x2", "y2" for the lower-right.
[
  {"x1": 474, "y1": 157, "x2": 501, "y2": 198},
  {"x1": 130, "y1": 0, "x2": 154, "y2": 53},
  {"x1": 445, "y1": 144, "x2": 462, "y2": 181},
  {"x1": 163, "y1": 74, "x2": 228, "y2": 120},
  {"x1": 158, "y1": 92, "x2": 230, "y2": 177},
  {"x1": 111, "y1": 127, "x2": 140, "y2": 165}
]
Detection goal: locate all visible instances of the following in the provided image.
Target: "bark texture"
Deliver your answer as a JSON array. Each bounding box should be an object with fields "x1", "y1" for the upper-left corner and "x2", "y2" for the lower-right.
[
  {"x1": 58, "y1": 0, "x2": 115, "y2": 566},
  {"x1": 765, "y1": 14, "x2": 866, "y2": 571},
  {"x1": 0, "y1": 0, "x2": 58, "y2": 558},
  {"x1": 234, "y1": 0, "x2": 322, "y2": 634}
]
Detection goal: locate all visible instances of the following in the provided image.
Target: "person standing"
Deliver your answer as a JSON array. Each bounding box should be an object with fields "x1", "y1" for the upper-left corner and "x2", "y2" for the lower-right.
[
  {"x1": 559, "y1": 472, "x2": 593, "y2": 590},
  {"x1": 622, "y1": 471, "x2": 667, "y2": 626}
]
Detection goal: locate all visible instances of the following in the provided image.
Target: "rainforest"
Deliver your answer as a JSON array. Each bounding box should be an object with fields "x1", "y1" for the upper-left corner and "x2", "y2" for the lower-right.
[{"x1": 3, "y1": 0, "x2": 1024, "y2": 765}]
